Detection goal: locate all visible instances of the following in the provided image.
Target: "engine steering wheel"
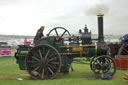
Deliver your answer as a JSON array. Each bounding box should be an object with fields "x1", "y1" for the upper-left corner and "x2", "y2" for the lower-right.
[{"x1": 47, "y1": 27, "x2": 71, "y2": 40}]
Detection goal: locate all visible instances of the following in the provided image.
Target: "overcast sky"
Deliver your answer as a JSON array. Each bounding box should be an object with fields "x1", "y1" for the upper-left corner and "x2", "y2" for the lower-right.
[{"x1": 0, "y1": 0, "x2": 128, "y2": 35}]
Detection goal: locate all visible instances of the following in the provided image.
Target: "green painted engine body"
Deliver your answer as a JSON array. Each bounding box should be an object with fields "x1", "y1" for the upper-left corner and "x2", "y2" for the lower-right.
[
  {"x1": 15, "y1": 36, "x2": 96, "y2": 72},
  {"x1": 15, "y1": 45, "x2": 32, "y2": 70}
]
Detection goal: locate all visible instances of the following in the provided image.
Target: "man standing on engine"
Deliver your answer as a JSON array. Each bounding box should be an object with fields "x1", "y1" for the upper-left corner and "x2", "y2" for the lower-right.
[{"x1": 34, "y1": 26, "x2": 45, "y2": 45}]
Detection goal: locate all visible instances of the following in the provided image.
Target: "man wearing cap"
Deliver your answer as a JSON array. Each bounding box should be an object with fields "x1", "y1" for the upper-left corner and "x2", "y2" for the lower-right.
[{"x1": 34, "y1": 26, "x2": 45, "y2": 45}]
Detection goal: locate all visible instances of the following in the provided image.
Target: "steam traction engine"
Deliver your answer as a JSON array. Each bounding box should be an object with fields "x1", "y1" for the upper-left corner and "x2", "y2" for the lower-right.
[{"x1": 15, "y1": 15, "x2": 116, "y2": 80}]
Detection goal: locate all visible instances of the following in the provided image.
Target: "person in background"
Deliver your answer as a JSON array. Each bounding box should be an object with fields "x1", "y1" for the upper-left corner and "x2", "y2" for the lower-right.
[
  {"x1": 24, "y1": 37, "x2": 32, "y2": 45},
  {"x1": 123, "y1": 34, "x2": 128, "y2": 46},
  {"x1": 33, "y1": 26, "x2": 45, "y2": 45},
  {"x1": 24, "y1": 37, "x2": 28, "y2": 45}
]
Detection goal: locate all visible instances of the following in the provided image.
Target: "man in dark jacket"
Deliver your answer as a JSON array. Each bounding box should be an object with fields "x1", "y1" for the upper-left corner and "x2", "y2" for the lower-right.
[{"x1": 34, "y1": 26, "x2": 45, "y2": 45}]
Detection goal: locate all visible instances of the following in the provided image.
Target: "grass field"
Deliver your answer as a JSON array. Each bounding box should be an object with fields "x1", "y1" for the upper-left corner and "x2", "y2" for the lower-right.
[{"x1": 0, "y1": 56, "x2": 128, "y2": 85}]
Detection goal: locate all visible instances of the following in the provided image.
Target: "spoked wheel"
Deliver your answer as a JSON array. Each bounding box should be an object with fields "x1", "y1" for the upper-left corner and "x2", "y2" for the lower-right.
[
  {"x1": 25, "y1": 44, "x2": 61, "y2": 80},
  {"x1": 91, "y1": 56, "x2": 116, "y2": 77},
  {"x1": 90, "y1": 56, "x2": 97, "y2": 70},
  {"x1": 118, "y1": 45, "x2": 128, "y2": 55},
  {"x1": 47, "y1": 27, "x2": 71, "y2": 40}
]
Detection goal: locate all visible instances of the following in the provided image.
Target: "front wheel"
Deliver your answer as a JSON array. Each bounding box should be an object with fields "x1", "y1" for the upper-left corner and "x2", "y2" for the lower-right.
[{"x1": 91, "y1": 56, "x2": 116, "y2": 77}]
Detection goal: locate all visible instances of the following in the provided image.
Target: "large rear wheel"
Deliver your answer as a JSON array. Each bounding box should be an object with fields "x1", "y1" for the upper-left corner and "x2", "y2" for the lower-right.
[{"x1": 25, "y1": 44, "x2": 61, "y2": 80}]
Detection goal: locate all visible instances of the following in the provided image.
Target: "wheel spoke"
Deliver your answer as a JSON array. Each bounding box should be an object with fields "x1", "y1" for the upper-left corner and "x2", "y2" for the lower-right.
[
  {"x1": 55, "y1": 29, "x2": 59, "y2": 37},
  {"x1": 32, "y1": 56, "x2": 40, "y2": 61},
  {"x1": 60, "y1": 30, "x2": 66, "y2": 38},
  {"x1": 100, "y1": 58, "x2": 104, "y2": 63},
  {"x1": 45, "y1": 49, "x2": 51, "y2": 59},
  {"x1": 32, "y1": 66, "x2": 40, "y2": 72},
  {"x1": 48, "y1": 57, "x2": 57, "y2": 62},
  {"x1": 96, "y1": 59, "x2": 102, "y2": 66},
  {"x1": 110, "y1": 61, "x2": 113, "y2": 68},
  {"x1": 41, "y1": 68, "x2": 44, "y2": 79},
  {"x1": 47, "y1": 64, "x2": 56, "y2": 69},
  {"x1": 44, "y1": 67, "x2": 49, "y2": 75},
  {"x1": 93, "y1": 64, "x2": 100, "y2": 74},
  {"x1": 39, "y1": 49, "x2": 43, "y2": 59},
  {"x1": 48, "y1": 67, "x2": 54, "y2": 75}
]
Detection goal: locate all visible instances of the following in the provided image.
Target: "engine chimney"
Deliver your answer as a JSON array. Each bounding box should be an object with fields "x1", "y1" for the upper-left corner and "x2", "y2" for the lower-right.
[
  {"x1": 96, "y1": 14, "x2": 108, "y2": 56},
  {"x1": 97, "y1": 14, "x2": 104, "y2": 42}
]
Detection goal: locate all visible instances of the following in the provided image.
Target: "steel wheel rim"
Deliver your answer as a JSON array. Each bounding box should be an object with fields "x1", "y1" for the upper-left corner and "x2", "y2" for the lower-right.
[
  {"x1": 92, "y1": 56, "x2": 116, "y2": 77},
  {"x1": 25, "y1": 44, "x2": 61, "y2": 80},
  {"x1": 90, "y1": 57, "x2": 96, "y2": 70}
]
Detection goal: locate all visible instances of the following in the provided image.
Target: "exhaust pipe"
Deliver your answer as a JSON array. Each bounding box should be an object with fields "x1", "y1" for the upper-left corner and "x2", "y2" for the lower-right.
[
  {"x1": 97, "y1": 14, "x2": 108, "y2": 56},
  {"x1": 97, "y1": 14, "x2": 104, "y2": 42}
]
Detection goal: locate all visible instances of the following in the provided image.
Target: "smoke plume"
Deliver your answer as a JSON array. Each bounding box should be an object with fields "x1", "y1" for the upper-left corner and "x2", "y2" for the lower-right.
[{"x1": 86, "y1": 3, "x2": 109, "y2": 15}]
